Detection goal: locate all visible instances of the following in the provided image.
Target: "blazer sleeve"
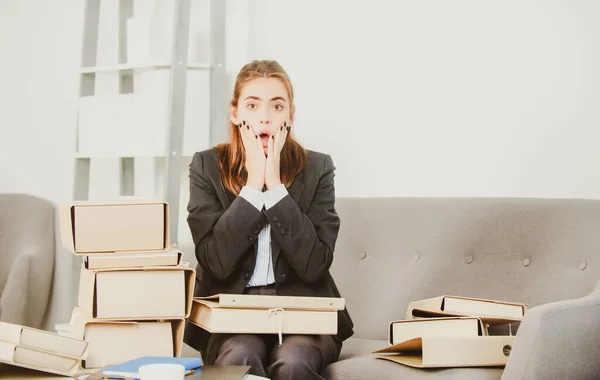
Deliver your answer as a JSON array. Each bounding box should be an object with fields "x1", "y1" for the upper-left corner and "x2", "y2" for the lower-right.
[
  {"x1": 263, "y1": 154, "x2": 340, "y2": 283},
  {"x1": 186, "y1": 152, "x2": 265, "y2": 281}
]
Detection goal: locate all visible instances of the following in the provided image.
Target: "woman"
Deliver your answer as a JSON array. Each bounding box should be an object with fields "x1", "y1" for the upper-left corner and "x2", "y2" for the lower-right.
[{"x1": 184, "y1": 60, "x2": 354, "y2": 379}]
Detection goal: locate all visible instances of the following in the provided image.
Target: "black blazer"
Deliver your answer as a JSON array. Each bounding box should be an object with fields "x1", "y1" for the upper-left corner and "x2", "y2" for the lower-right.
[{"x1": 183, "y1": 147, "x2": 354, "y2": 351}]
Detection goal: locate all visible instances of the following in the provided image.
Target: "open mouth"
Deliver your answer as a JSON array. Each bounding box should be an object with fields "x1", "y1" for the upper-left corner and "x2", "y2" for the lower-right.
[{"x1": 259, "y1": 133, "x2": 270, "y2": 146}]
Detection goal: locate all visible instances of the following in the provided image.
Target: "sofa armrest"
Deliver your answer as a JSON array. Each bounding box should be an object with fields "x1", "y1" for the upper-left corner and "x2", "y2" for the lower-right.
[
  {"x1": 501, "y1": 281, "x2": 600, "y2": 380},
  {"x1": 0, "y1": 253, "x2": 32, "y2": 325}
]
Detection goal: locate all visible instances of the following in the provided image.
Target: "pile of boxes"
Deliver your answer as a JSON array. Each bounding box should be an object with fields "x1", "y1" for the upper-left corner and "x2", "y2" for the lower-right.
[
  {"x1": 371, "y1": 295, "x2": 528, "y2": 368},
  {"x1": 59, "y1": 200, "x2": 195, "y2": 370}
]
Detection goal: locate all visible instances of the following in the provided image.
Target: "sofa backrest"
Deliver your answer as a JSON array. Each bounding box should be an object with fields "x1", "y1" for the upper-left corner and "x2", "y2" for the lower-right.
[
  {"x1": 330, "y1": 197, "x2": 600, "y2": 340},
  {"x1": 0, "y1": 193, "x2": 56, "y2": 328},
  {"x1": 0, "y1": 194, "x2": 55, "y2": 291}
]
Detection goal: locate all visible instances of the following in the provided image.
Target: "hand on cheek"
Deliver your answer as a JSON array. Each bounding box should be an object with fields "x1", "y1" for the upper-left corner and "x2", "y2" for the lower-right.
[
  {"x1": 237, "y1": 120, "x2": 266, "y2": 190},
  {"x1": 265, "y1": 122, "x2": 290, "y2": 190}
]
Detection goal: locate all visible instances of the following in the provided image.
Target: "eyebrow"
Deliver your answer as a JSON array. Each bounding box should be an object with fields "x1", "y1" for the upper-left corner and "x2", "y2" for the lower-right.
[{"x1": 244, "y1": 96, "x2": 287, "y2": 102}]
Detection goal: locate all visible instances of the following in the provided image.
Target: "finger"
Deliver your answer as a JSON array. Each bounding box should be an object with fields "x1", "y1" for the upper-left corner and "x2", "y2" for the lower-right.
[
  {"x1": 247, "y1": 122, "x2": 261, "y2": 150},
  {"x1": 238, "y1": 120, "x2": 249, "y2": 148},
  {"x1": 268, "y1": 128, "x2": 274, "y2": 158},
  {"x1": 236, "y1": 121, "x2": 246, "y2": 146},
  {"x1": 270, "y1": 123, "x2": 280, "y2": 154},
  {"x1": 241, "y1": 121, "x2": 256, "y2": 152},
  {"x1": 276, "y1": 122, "x2": 287, "y2": 153},
  {"x1": 283, "y1": 121, "x2": 290, "y2": 144}
]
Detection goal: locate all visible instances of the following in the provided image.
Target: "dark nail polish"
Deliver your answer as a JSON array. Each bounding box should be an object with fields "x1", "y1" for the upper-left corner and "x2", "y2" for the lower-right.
[
  {"x1": 255, "y1": 135, "x2": 258, "y2": 139},
  {"x1": 280, "y1": 126, "x2": 283, "y2": 131},
  {"x1": 272, "y1": 135, "x2": 275, "y2": 140},
  {"x1": 247, "y1": 125, "x2": 249, "y2": 130}
]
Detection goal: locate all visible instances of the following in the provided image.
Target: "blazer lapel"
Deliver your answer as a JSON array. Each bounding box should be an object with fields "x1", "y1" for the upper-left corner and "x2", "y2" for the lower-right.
[
  {"x1": 271, "y1": 237, "x2": 281, "y2": 270},
  {"x1": 271, "y1": 172, "x2": 305, "y2": 266},
  {"x1": 287, "y1": 172, "x2": 305, "y2": 205},
  {"x1": 222, "y1": 185, "x2": 235, "y2": 209}
]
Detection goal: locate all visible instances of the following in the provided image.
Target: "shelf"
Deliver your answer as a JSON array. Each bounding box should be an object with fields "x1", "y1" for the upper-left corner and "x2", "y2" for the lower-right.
[
  {"x1": 80, "y1": 62, "x2": 211, "y2": 75},
  {"x1": 75, "y1": 152, "x2": 164, "y2": 158},
  {"x1": 75, "y1": 153, "x2": 196, "y2": 159},
  {"x1": 188, "y1": 62, "x2": 212, "y2": 69}
]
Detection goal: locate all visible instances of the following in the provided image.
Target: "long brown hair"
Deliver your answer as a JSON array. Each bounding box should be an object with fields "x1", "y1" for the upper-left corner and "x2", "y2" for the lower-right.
[{"x1": 216, "y1": 60, "x2": 307, "y2": 195}]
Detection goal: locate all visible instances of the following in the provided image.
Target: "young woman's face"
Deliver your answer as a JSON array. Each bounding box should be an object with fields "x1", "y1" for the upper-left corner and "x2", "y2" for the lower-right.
[{"x1": 231, "y1": 77, "x2": 292, "y2": 154}]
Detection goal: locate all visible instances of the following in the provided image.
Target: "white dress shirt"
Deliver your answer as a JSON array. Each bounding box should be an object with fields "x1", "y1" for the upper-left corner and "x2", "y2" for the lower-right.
[{"x1": 238, "y1": 184, "x2": 289, "y2": 286}]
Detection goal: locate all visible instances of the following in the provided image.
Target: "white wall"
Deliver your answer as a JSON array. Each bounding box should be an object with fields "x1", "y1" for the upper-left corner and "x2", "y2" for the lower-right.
[
  {"x1": 0, "y1": 1, "x2": 82, "y2": 202},
  {"x1": 241, "y1": 0, "x2": 600, "y2": 199},
  {"x1": 0, "y1": 1, "x2": 85, "y2": 331},
  {"x1": 1, "y1": 0, "x2": 600, "y2": 329}
]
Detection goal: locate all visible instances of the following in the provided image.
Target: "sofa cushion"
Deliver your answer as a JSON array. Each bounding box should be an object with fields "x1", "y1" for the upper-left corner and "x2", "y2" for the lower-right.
[
  {"x1": 326, "y1": 338, "x2": 505, "y2": 380},
  {"x1": 338, "y1": 338, "x2": 388, "y2": 361},
  {"x1": 323, "y1": 356, "x2": 505, "y2": 380}
]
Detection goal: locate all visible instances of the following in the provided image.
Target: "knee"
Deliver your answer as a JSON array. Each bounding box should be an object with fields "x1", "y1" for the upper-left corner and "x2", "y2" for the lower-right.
[
  {"x1": 216, "y1": 335, "x2": 267, "y2": 367},
  {"x1": 269, "y1": 337, "x2": 321, "y2": 377}
]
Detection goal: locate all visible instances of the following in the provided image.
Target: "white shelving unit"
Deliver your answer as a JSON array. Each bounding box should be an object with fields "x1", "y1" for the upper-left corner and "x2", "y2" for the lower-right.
[
  {"x1": 73, "y1": 0, "x2": 227, "y2": 248},
  {"x1": 80, "y1": 62, "x2": 211, "y2": 74}
]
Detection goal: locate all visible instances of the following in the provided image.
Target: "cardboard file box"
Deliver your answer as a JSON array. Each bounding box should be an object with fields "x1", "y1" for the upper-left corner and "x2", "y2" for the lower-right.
[
  {"x1": 84, "y1": 247, "x2": 183, "y2": 270},
  {"x1": 388, "y1": 317, "x2": 487, "y2": 346},
  {"x1": 373, "y1": 336, "x2": 516, "y2": 368},
  {"x1": 189, "y1": 294, "x2": 344, "y2": 335},
  {"x1": 77, "y1": 263, "x2": 195, "y2": 320},
  {"x1": 59, "y1": 201, "x2": 169, "y2": 254},
  {"x1": 0, "y1": 341, "x2": 82, "y2": 377},
  {"x1": 406, "y1": 295, "x2": 527, "y2": 324},
  {"x1": 0, "y1": 321, "x2": 88, "y2": 359},
  {"x1": 69, "y1": 308, "x2": 184, "y2": 369}
]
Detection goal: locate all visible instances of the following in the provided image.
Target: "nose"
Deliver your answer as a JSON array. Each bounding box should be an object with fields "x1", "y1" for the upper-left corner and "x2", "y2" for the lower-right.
[{"x1": 258, "y1": 108, "x2": 271, "y2": 125}]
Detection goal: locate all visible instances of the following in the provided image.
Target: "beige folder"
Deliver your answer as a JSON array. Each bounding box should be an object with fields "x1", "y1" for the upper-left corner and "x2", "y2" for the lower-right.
[
  {"x1": 189, "y1": 294, "x2": 344, "y2": 335},
  {"x1": 373, "y1": 336, "x2": 516, "y2": 368},
  {"x1": 0, "y1": 321, "x2": 88, "y2": 359},
  {"x1": 84, "y1": 247, "x2": 183, "y2": 270},
  {"x1": 0, "y1": 341, "x2": 80, "y2": 377},
  {"x1": 196, "y1": 294, "x2": 346, "y2": 311},
  {"x1": 69, "y1": 308, "x2": 183, "y2": 369},
  {"x1": 406, "y1": 295, "x2": 527, "y2": 324},
  {"x1": 77, "y1": 263, "x2": 195, "y2": 320},
  {"x1": 59, "y1": 201, "x2": 169, "y2": 254},
  {"x1": 388, "y1": 317, "x2": 486, "y2": 346}
]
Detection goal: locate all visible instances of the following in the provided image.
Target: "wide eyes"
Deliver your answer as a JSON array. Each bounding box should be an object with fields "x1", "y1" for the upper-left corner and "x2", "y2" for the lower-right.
[{"x1": 245, "y1": 102, "x2": 285, "y2": 111}]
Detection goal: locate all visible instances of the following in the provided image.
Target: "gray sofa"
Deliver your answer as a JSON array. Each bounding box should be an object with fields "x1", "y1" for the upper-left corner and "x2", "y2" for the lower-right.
[
  {"x1": 0, "y1": 193, "x2": 55, "y2": 329},
  {"x1": 323, "y1": 197, "x2": 600, "y2": 380},
  {"x1": 8, "y1": 194, "x2": 600, "y2": 379}
]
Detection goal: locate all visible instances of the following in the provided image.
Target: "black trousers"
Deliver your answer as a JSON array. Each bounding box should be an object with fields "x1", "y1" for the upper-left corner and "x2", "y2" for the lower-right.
[{"x1": 203, "y1": 285, "x2": 343, "y2": 380}]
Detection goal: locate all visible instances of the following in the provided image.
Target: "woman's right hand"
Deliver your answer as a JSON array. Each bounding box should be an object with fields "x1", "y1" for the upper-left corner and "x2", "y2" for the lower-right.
[{"x1": 238, "y1": 120, "x2": 266, "y2": 190}]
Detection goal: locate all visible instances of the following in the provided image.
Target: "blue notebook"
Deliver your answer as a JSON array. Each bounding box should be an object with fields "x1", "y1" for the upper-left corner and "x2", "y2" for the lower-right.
[{"x1": 102, "y1": 356, "x2": 202, "y2": 379}]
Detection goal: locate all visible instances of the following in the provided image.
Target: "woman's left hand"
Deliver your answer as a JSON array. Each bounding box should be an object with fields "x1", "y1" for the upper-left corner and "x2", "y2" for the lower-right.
[{"x1": 265, "y1": 122, "x2": 290, "y2": 190}]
